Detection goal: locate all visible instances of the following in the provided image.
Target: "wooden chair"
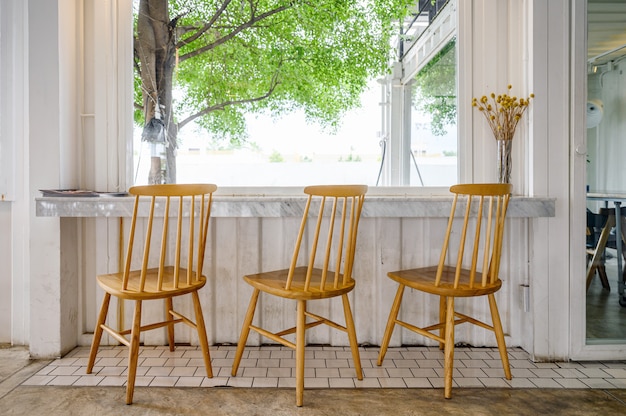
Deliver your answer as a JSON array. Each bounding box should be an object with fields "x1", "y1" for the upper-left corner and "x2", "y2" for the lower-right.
[
  {"x1": 86, "y1": 183, "x2": 217, "y2": 404},
  {"x1": 586, "y1": 209, "x2": 611, "y2": 290},
  {"x1": 231, "y1": 184, "x2": 368, "y2": 407},
  {"x1": 377, "y1": 183, "x2": 512, "y2": 399},
  {"x1": 586, "y1": 207, "x2": 626, "y2": 291}
]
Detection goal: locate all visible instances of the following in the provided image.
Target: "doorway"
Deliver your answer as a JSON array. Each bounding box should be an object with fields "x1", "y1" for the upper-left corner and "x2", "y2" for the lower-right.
[{"x1": 584, "y1": 0, "x2": 626, "y2": 344}]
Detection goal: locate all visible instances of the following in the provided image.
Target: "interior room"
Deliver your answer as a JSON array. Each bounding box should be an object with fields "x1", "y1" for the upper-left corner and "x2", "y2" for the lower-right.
[
  {"x1": 1, "y1": 0, "x2": 626, "y2": 413},
  {"x1": 585, "y1": 0, "x2": 626, "y2": 342}
]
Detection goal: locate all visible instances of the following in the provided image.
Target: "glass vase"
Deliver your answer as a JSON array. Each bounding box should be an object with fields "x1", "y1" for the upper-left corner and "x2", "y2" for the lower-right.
[{"x1": 496, "y1": 139, "x2": 512, "y2": 184}]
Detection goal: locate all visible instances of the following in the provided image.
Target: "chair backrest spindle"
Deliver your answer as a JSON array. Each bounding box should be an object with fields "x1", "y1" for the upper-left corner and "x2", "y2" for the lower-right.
[
  {"x1": 139, "y1": 196, "x2": 157, "y2": 292},
  {"x1": 121, "y1": 184, "x2": 217, "y2": 294},
  {"x1": 435, "y1": 193, "x2": 458, "y2": 286},
  {"x1": 122, "y1": 195, "x2": 140, "y2": 291},
  {"x1": 285, "y1": 185, "x2": 367, "y2": 293},
  {"x1": 332, "y1": 197, "x2": 346, "y2": 288},
  {"x1": 437, "y1": 183, "x2": 512, "y2": 289},
  {"x1": 198, "y1": 193, "x2": 213, "y2": 273},
  {"x1": 480, "y1": 195, "x2": 492, "y2": 287},
  {"x1": 157, "y1": 195, "x2": 171, "y2": 291}
]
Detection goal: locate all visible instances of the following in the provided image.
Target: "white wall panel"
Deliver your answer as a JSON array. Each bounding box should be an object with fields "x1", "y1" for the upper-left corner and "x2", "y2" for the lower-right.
[{"x1": 84, "y1": 215, "x2": 531, "y2": 350}]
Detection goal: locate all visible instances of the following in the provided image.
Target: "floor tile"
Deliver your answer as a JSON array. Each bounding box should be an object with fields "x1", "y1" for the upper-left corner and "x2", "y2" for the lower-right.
[{"x1": 20, "y1": 345, "x2": 626, "y2": 396}]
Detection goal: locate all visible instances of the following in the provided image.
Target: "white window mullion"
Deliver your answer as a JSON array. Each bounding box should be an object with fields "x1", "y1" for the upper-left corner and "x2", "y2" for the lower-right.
[
  {"x1": 386, "y1": 63, "x2": 410, "y2": 186},
  {"x1": 83, "y1": 0, "x2": 132, "y2": 193}
]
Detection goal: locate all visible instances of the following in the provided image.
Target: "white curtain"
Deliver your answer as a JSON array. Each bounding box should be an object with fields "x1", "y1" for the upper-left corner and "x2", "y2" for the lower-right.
[{"x1": 587, "y1": 59, "x2": 626, "y2": 196}]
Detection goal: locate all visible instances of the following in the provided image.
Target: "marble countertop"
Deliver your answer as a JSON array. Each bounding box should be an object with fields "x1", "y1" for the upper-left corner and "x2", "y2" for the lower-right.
[{"x1": 35, "y1": 193, "x2": 555, "y2": 218}]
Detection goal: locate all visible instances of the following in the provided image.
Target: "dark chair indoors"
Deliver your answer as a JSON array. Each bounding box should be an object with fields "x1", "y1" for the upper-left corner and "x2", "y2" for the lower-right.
[{"x1": 586, "y1": 207, "x2": 626, "y2": 291}]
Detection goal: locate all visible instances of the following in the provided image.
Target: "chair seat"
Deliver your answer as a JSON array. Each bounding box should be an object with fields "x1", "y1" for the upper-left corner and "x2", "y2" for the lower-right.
[
  {"x1": 244, "y1": 266, "x2": 355, "y2": 300},
  {"x1": 387, "y1": 265, "x2": 502, "y2": 297},
  {"x1": 97, "y1": 266, "x2": 207, "y2": 300}
]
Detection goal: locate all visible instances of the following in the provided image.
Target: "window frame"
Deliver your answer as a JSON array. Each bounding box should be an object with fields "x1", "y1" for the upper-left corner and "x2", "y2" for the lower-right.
[
  {"x1": 381, "y1": 0, "x2": 458, "y2": 187},
  {"x1": 113, "y1": 0, "x2": 462, "y2": 195}
]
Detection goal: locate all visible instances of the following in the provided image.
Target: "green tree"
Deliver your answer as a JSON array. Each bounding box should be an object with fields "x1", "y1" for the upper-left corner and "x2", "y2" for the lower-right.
[
  {"x1": 134, "y1": 0, "x2": 412, "y2": 183},
  {"x1": 412, "y1": 38, "x2": 456, "y2": 136},
  {"x1": 268, "y1": 150, "x2": 284, "y2": 163}
]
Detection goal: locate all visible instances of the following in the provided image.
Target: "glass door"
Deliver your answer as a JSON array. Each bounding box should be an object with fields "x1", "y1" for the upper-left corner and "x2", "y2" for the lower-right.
[{"x1": 585, "y1": 0, "x2": 626, "y2": 344}]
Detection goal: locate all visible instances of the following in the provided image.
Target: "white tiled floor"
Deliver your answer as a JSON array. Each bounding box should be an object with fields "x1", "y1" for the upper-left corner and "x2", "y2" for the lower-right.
[{"x1": 22, "y1": 345, "x2": 626, "y2": 390}]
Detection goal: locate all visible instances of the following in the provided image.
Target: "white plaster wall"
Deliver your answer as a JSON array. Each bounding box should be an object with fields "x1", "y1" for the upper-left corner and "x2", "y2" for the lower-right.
[
  {"x1": 28, "y1": 0, "x2": 64, "y2": 357},
  {"x1": 1, "y1": 0, "x2": 596, "y2": 362},
  {"x1": 528, "y1": 0, "x2": 577, "y2": 362},
  {"x1": 28, "y1": 0, "x2": 84, "y2": 358},
  {"x1": 0, "y1": 0, "x2": 28, "y2": 345},
  {"x1": 0, "y1": 1, "x2": 10, "y2": 344},
  {"x1": 0, "y1": 204, "x2": 10, "y2": 343}
]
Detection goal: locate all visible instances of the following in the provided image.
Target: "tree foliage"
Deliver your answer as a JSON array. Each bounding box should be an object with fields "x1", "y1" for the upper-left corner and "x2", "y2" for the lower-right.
[
  {"x1": 134, "y1": 0, "x2": 413, "y2": 182},
  {"x1": 412, "y1": 38, "x2": 456, "y2": 136}
]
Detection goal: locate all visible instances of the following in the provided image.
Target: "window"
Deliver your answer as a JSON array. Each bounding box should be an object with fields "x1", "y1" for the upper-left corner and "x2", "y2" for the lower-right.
[
  {"x1": 408, "y1": 39, "x2": 457, "y2": 186},
  {"x1": 131, "y1": 0, "x2": 457, "y2": 188},
  {"x1": 134, "y1": 80, "x2": 387, "y2": 187}
]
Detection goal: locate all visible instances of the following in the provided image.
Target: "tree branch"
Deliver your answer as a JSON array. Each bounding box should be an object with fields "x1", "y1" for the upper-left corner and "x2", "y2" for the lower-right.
[
  {"x1": 178, "y1": 4, "x2": 292, "y2": 62},
  {"x1": 176, "y1": 71, "x2": 281, "y2": 131},
  {"x1": 176, "y1": 0, "x2": 233, "y2": 47}
]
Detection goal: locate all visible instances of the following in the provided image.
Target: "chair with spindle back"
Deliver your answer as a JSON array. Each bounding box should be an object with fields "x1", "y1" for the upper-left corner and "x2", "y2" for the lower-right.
[
  {"x1": 377, "y1": 183, "x2": 512, "y2": 399},
  {"x1": 230, "y1": 184, "x2": 368, "y2": 407},
  {"x1": 86, "y1": 183, "x2": 217, "y2": 404},
  {"x1": 586, "y1": 206, "x2": 626, "y2": 291}
]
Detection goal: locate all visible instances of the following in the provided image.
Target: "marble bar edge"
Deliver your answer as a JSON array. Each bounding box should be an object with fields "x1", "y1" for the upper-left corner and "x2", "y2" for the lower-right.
[{"x1": 36, "y1": 195, "x2": 556, "y2": 219}]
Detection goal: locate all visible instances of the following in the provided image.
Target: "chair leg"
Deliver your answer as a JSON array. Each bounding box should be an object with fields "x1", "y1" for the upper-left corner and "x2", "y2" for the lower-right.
[
  {"x1": 377, "y1": 284, "x2": 405, "y2": 366},
  {"x1": 126, "y1": 300, "x2": 142, "y2": 405},
  {"x1": 342, "y1": 294, "x2": 363, "y2": 380},
  {"x1": 165, "y1": 297, "x2": 175, "y2": 352},
  {"x1": 443, "y1": 296, "x2": 455, "y2": 399},
  {"x1": 231, "y1": 288, "x2": 260, "y2": 376},
  {"x1": 621, "y1": 217, "x2": 626, "y2": 285},
  {"x1": 587, "y1": 218, "x2": 612, "y2": 290},
  {"x1": 598, "y1": 265, "x2": 610, "y2": 290},
  {"x1": 192, "y1": 291, "x2": 213, "y2": 378},
  {"x1": 87, "y1": 292, "x2": 111, "y2": 373},
  {"x1": 439, "y1": 296, "x2": 446, "y2": 350},
  {"x1": 296, "y1": 299, "x2": 306, "y2": 407},
  {"x1": 488, "y1": 293, "x2": 511, "y2": 380}
]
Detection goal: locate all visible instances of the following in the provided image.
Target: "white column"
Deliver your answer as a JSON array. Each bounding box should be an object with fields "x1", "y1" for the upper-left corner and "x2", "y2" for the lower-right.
[
  {"x1": 0, "y1": 0, "x2": 29, "y2": 345},
  {"x1": 28, "y1": 0, "x2": 66, "y2": 358},
  {"x1": 527, "y1": 0, "x2": 572, "y2": 361},
  {"x1": 386, "y1": 62, "x2": 410, "y2": 185}
]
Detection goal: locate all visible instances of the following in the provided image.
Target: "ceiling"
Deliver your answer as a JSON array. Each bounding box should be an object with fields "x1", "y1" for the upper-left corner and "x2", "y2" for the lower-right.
[{"x1": 588, "y1": 0, "x2": 626, "y2": 66}]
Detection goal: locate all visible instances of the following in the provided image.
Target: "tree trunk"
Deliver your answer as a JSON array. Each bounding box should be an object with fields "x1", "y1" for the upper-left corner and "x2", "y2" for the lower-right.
[{"x1": 137, "y1": 0, "x2": 178, "y2": 183}]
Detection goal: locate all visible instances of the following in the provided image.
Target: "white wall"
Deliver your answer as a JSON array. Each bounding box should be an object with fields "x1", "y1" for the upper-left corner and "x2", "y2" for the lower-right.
[
  {"x1": 0, "y1": 0, "x2": 28, "y2": 345},
  {"x1": 28, "y1": 0, "x2": 72, "y2": 357},
  {"x1": 527, "y1": 0, "x2": 574, "y2": 362},
  {"x1": 0, "y1": 0, "x2": 590, "y2": 362}
]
